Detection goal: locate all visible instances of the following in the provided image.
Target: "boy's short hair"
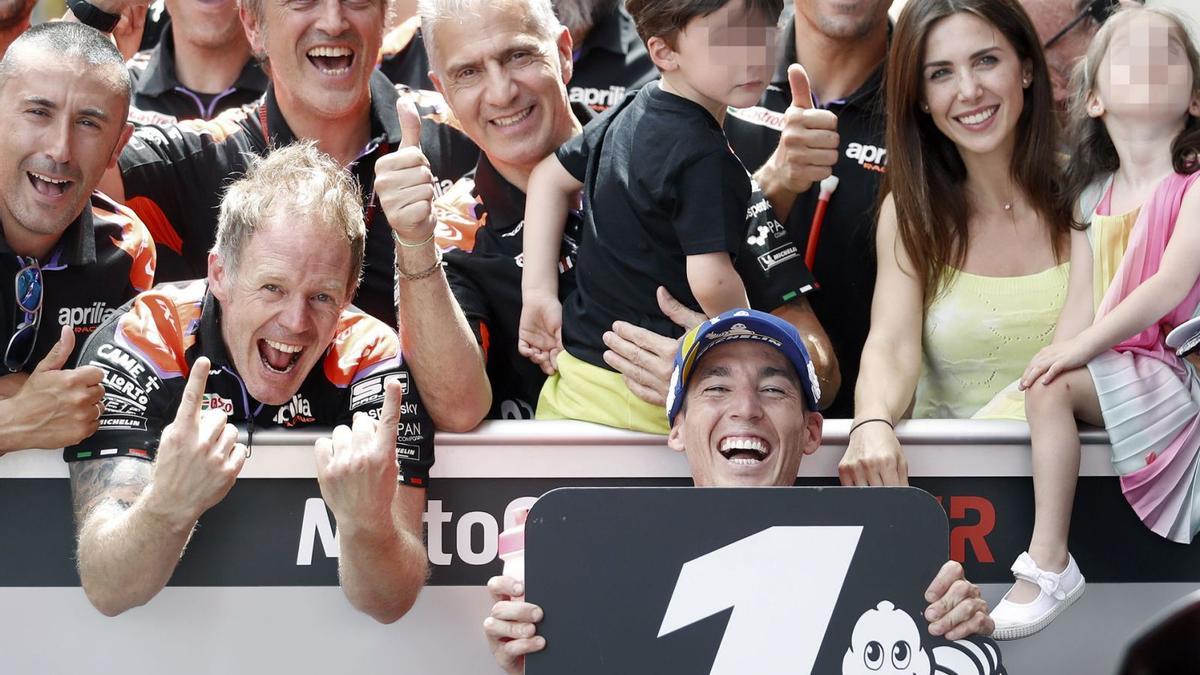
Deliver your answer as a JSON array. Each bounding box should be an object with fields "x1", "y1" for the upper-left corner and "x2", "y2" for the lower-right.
[{"x1": 625, "y1": 0, "x2": 784, "y2": 48}]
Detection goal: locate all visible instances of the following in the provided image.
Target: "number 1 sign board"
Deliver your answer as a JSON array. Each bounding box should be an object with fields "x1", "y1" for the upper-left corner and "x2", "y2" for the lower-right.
[{"x1": 525, "y1": 487, "x2": 1005, "y2": 675}]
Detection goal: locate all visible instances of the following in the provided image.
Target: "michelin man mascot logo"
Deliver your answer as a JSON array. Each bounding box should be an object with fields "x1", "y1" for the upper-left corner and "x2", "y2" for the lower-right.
[{"x1": 843, "y1": 601, "x2": 1005, "y2": 675}]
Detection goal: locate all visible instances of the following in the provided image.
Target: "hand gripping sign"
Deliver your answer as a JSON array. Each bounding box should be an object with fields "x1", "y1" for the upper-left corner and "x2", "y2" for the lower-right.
[{"x1": 525, "y1": 487, "x2": 1003, "y2": 675}]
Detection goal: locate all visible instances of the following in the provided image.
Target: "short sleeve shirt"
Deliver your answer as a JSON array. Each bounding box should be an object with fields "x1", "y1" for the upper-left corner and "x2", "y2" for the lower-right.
[
  {"x1": 0, "y1": 193, "x2": 156, "y2": 372},
  {"x1": 556, "y1": 82, "x2": 815, "y2": 368},
  {"x1": 117, "y1": 71, "x2": 478, "y2": 324},
  {"x1": 63, "y1": 281, "x2": 435, "y2": 486}
]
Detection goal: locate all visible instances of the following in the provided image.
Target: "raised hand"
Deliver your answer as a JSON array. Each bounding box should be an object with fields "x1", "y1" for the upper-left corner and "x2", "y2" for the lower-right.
[
  {"x1": 315, "y1": 379, "x2": 404, "y2": 525},
  {"x1": 144, "y1": 357, "x2": 247, "y2": 527},
  {"x1": 376, "y1": 98, "x2": 436, "y2": 245},
  {"x1": 6, "y1": 325, "x2": 106, "y2": 450},
  {"x1": 764, "y1": 64, "x2": 840, "y2": 195}
]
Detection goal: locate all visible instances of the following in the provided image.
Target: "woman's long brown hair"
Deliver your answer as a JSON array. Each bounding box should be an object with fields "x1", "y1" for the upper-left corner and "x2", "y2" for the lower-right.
[{"x1": 882, "y1": 0, "x2": 1071, "y2": 303}]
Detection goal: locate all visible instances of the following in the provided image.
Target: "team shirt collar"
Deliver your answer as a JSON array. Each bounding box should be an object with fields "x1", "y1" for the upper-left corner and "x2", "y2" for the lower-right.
[{"x1": 134, "y1": 23, "x2": 268, "y2": 98}]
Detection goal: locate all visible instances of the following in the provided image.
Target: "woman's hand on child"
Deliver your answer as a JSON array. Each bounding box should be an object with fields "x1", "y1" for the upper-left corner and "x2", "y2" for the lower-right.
[{"x1": 519, "y1": 292, "x2": 564, "y2": 375}]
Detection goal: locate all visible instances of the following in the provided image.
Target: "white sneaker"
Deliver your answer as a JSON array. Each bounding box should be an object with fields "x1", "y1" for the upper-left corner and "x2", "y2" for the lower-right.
[{"x1": 991, "y1": 551, "x2": 1085, "y2": 640}]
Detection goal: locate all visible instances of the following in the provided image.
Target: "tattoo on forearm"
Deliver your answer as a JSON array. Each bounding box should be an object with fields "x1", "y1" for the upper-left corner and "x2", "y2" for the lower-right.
[{"x1": 69, "y1": 458, "x2": 152, "y2": 527}]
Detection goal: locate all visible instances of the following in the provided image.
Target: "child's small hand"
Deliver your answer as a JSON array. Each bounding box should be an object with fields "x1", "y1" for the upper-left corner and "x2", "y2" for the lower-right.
[
  {"x1": 1019, "y1": 338, "x2": 1093, "y2": 390},
  {"x1": 519, "y1": 292, "x2": 563, "y2": 375}
]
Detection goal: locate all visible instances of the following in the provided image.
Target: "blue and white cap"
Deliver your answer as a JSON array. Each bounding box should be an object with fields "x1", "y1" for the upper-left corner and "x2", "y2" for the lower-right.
[{"x1": 666, "y1": 309, "x2": 822, "y2": 426}]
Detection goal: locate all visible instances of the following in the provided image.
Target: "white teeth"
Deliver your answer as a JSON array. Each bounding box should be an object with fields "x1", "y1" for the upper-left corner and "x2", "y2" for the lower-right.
[
  {"x1": 264, "y1": 339, "x2": 303, "y2": 353},
  {"x1": 30, "y1": 172, "x2": 69, "y2": 185},
  {"x1": 957, "y1": 106, "x2": 998, "y2": 125},
  {"x1": 729, "y1": 457, "x2": 762, "y2": 465},
  {"x1": 719, "y1": 437, "x2": 768, "y2": 454},
  {"x1": 492, "y1": 107, "x2": 532, "y2": 127},
  {"x1": 307, "y1": 46, "x2": 352, "y2": 57}
]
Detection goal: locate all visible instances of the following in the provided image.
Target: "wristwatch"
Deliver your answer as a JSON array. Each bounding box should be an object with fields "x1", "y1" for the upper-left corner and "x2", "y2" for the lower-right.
[{"x1": 66, "y1": 0, "x2": 121, "y2": 33}]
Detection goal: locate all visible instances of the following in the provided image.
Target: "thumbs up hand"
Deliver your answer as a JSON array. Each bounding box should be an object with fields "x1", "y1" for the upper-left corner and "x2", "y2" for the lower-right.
[
  {"x1": 5, "y1": 325, "x2": 107, "y2": 451},
  {"x1": 761, "y1": 64, "x2": 840, "y2": 196},
  {"x1": 376, "y1": 97, "x2": 437, "y2": 245}
]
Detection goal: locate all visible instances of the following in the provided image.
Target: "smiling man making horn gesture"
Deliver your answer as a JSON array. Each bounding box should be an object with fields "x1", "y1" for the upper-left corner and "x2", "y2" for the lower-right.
[{"x1": 65, "y1": 143, "x2": 429, "y2": 623}]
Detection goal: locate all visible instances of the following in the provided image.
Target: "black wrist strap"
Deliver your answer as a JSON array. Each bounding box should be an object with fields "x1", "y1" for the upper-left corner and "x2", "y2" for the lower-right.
[
  {"x1": 67, "y1": 0, "x2": 121, "y2": 34},
  {"x1": 849, "y1": 417, "x2": 895, "y2": 437}
]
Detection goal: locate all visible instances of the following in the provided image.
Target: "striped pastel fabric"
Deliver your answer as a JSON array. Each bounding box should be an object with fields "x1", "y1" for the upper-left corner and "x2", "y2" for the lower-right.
[{"x1": 1086, "y1": 171, "x2": 1200, "y2": 543}]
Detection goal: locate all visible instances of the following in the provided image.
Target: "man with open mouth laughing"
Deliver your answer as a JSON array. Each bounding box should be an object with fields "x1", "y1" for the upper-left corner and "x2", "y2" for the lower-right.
[
  {"x1": 67, "y1": 0, "x2": 487, "y2": 432},
  {"x1": 65, "y1": 144, "x2": 431, "y2": 623},
  {"x1": 482, "y1": 309, "x2": 997, "y2": 673},
  {"x1": 0, "y1": 23, "x2": 157, "y2": 456}
]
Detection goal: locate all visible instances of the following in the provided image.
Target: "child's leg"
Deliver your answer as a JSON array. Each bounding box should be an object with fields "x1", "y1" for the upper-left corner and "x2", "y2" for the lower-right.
[{"x1": 1007, "y1": 366, "x2": 1102, "y2": 603}]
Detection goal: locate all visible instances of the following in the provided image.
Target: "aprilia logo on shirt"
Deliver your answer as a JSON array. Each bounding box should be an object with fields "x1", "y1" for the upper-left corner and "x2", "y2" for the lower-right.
[
  {"x1": 59, "y1": 303, "x2": 119, "y2": 333},
  {"x1": 845, "y1": 142, "x2": 888, "y2": 173},
  {"x1": 569, "y1": 85, "x2": 627, "y2": 111}
]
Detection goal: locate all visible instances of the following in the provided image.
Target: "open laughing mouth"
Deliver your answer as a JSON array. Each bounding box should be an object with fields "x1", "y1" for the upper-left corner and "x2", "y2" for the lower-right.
[
  {"x1": 28, "y1": 171, "x2": 73, "y2": 197},
  {"x1": 306, "y1": 46, "x2": 354, "y2": 76},
  {"x1": 718, "y1": 436, "x2": 771, "y2": 466},
  {"x1": 258, "y1": 338, "x2": 304, "y2": 374}
]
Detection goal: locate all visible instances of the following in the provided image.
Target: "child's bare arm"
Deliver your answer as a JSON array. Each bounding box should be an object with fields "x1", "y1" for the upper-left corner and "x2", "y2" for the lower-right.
[
  {"x1": 686, "y1": 252, "x2": 749, "y2": 318},
  {"x1": 1051, "y1": 228, "x2": 1097, "y2": 343},
  {"x1": 519, "y1": 154, "x2": 583, "y2": 372}
]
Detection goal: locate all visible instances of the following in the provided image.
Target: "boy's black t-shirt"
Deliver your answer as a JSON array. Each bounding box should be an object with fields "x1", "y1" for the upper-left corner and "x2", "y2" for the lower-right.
[{"x1": 555, "y1": 81, "x2": 777, "y2": 370}]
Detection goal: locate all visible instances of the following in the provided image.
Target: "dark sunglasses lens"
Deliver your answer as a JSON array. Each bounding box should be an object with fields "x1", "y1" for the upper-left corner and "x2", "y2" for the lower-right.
[
  {"x1": 1091, "y1": 0, "x2": 1120, "y2": 23},
  {"x1": 15, "y1": 266, "x2": 41, "y2": 313},
  {"x1": 4, "y1": 322, "x2": 37, "y2": 371}
]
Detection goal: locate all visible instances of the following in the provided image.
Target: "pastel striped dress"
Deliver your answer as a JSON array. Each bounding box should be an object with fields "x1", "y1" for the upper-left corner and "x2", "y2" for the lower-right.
[{"x1": 1086, "y1": 172, "x2": 1200, "y2": 543}]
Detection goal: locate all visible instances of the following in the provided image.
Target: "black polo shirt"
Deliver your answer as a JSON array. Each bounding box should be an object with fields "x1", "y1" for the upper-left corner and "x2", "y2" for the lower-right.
[
  {"x1": 378, "y1": 8, "x2": 655, "y2": 113},
  {"x1": 556, "y1": 82, "x2": 815, "y2": 370},
  {"x1": 64, "y1": 280, "x2": 434, "y2": 486},
  {"x1": 126, "y1": 22, "x2": 268, "y2": 124},
  {"x1": 0, "y1": 194, "x2": 156, "y2": 372},
  {"x1": 117, "y1": 70, "x2": 478, "y2": 324},
  {"x1": 725, "y1": 13, "x2": 887, "y2": 418}
]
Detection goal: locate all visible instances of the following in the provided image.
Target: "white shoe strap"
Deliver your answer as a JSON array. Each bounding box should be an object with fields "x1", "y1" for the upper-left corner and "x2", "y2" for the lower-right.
[{"x1": 1011, "y1": 552, "x2": 1067, "y2": 601}]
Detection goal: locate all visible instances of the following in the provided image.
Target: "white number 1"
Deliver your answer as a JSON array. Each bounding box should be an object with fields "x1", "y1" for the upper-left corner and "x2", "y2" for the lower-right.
[{"x1": 657, "y1": 526, "x2": 862, "y2": 674}]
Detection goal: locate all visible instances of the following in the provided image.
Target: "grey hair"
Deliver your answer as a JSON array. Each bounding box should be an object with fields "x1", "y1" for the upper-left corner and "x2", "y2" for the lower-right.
[
  {"x1": 0, "y1": 22, "x2": 131, "y2": 98},
  {"x1": 213, "y1": 142, "x2": 366, "y2": 293},
  {"x1": 418, "y1": 0, "x2": 561, "y2": 71}
]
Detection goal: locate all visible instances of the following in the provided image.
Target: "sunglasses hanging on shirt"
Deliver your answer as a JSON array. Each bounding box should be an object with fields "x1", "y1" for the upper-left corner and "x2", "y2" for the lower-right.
[{"x1": 5, "y1": 256, "x2": 43, "y2": 373}]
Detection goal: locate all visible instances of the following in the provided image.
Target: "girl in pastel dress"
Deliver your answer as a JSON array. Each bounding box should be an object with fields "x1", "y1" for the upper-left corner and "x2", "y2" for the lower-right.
[{"x1": 990, "y1": 7, "x2": 1200, "y2": 640}]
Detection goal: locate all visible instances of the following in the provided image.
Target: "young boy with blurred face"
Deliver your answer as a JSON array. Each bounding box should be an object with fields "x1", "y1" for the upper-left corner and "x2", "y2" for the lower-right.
[{"x1": 520, "y1": 0, "x2": 799, "y2": 434}]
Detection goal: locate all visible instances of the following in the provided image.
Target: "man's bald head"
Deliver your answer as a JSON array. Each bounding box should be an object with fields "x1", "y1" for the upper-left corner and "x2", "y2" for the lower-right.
[{"x1": 0, "y1": 22, "x2": 131, "y2": 106}]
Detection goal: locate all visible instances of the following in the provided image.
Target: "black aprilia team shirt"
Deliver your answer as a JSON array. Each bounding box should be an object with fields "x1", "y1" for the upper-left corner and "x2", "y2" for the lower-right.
[
  {"x1": 64, "y1": 281, "x2": 434, "y2": 486},
  {"x1": 0, "y1": 194, "x2": 156, "y2": 371},
  {"x1": 117, "y1": 71, "x2": 479, "y2": 323},
  {"x1": 556, "y1": 82, "x2": 817, "y2": 370},
  {"x1": 725, "y1": 13, "x2": 887, "y2": 418},
  {"x1": 378, "y1": 7, "x2": 654, "y2": 114},
  {"x1": 126, "y1": 22, "x2": 268, "y2": 124}
]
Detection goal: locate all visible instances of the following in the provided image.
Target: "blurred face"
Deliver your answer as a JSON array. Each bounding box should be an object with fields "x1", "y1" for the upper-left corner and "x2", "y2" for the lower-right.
[
  {"x1": 921, "y1": 12, "x2": 1032, "y2": 161},
  {"x1": 0, "y1": 53, "x2": 131, "y2": 251},
  {"x1": 208, "y1": 210, "x2": 353, "y2": 405},
  {"x1": 429, "y1": 0, "x2": 577, "y2": 176},
  {"x1": 166, "y1": 0, "x2": 248, "y2": 51},
  {"x1": 242, "y1": 0, "x2": 383, "y2": 120},
  {"x1": 658, "y1": 0, "x2": 778, "y2": 111},
  {"x1": 1090, "y1": 12, "x2": 1199, "y2": 121},
  {"x1": 668, "y1": 341, "x2": 823, "y2": 488},
  {"x1": 794, "y1": 0, "x2": 892, "y2": 41}
]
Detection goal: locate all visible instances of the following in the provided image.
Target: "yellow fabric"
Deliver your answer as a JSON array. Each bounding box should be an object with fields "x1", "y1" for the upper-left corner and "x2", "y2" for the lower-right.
[
  {"x1": 536, "y1": 350, "x2": 670, "y2": 434},
  {"x1": 914, "y1": 263, "x2": 1070, "y2": 420},
  {"x1": 1091, "y1": 207, "x2": 1141, "y2": 311}
]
